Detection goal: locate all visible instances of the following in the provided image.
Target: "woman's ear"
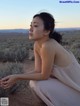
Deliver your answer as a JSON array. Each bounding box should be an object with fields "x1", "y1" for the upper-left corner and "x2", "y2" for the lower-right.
[{"x1": 44, "y1": 30, "x2": 50, "y2": 36}]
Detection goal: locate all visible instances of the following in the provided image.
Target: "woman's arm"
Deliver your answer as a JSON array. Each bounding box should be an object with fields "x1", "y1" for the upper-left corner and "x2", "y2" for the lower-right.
[
  {"x1": 0, "y1": 43, "x2": 55, "y2": 89},
  {"x1": 14, "y1": 72, "x2": 45, "y2": 81},
  {"x1": 0, "y1": 72, "x2": 46, "y2": 89},
  {"x1": 24, "y1": 43, "x2": 41, "y2": 74},
  {"x1": 16, "y1": 44, "x2": 55, "y2": 81},
  {"x1": 25, "y1": 70, "x2": 38, "y2": 74}
]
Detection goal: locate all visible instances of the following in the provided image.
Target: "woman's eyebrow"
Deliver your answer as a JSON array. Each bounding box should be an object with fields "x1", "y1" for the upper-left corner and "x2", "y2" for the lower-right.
[{"x1": 33, "y1": 22, "x2": 38, "y2": 24}]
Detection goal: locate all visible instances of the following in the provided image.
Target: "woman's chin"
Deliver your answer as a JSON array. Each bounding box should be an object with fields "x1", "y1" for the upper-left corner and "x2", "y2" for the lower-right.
[
  {"x1": 29, "y1": 36, "x2": 33, "y2": 40},
  {"x1": 29, "y1": 36, "x2": 39, "y2": 41}
]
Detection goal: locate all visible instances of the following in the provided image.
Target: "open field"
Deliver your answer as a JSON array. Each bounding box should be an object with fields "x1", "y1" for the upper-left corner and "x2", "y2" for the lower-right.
[
  {"x1": 0, "y1": 33, "x2": 34, "y2": 62},
  {"x1": 0, "y1": 30, "x2": 80, "y2": 62},
  {"x1": 0, "y1": 30, "x2": 80, "y2": 106}
]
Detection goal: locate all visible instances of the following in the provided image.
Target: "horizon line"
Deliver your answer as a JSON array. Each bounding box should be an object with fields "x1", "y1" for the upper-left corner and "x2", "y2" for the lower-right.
[{"x1": 0, "y1": 27, "x2": 80, "y2": 30}]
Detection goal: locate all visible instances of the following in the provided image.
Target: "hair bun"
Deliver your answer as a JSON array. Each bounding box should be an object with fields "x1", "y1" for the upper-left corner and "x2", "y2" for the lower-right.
[{"x1": 49, "y1": 31, "x2": 62, "y2": 43}]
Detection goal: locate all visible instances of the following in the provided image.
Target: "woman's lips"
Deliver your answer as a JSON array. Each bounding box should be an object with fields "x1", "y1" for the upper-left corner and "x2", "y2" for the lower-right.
[
  {"x1": 29, "y1": 34, "x2": 33, "y2": 37},
  {"x1": 29, "y1": 31, "x2": 33, "y2": 36},
  {"x1": 29, "y1": 31, "x2": 33, "y2": 39}
]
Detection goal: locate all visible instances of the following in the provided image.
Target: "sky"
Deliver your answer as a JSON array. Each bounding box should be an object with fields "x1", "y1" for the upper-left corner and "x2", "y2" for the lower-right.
[{"x1": 0, "y1": 0, "x2": 80, "y2": 29}]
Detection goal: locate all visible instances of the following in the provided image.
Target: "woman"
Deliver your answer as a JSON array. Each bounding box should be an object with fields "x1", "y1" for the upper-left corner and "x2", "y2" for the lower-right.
[{"x1": 0, "y1": 12, "x2": 80, "y2": 106}]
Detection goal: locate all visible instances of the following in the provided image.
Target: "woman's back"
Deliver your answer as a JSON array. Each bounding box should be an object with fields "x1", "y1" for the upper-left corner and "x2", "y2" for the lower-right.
[
  {"x1": 48, "y1": 39, "x2": 72, "y2": 67},
  {"x1": 36, "y1": 39, "x2": 73, "y2": 68},
  {"x1": 53, "y1": 49, "x2": 80, "y2": 92}
]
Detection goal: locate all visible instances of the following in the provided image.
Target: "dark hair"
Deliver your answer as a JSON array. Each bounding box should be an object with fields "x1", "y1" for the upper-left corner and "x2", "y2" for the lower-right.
[{"x1": 33, "y1": 12, "x2": 62, "y2": 44}]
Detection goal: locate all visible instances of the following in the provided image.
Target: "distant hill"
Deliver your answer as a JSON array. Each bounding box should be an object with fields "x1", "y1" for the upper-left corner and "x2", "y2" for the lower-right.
[
  {"x1": 0, "y1": 29, "x2": 28, "y2": 33},
  {"x1": 55, "y1": 27, "x2": 80, "y2": 32},
  {"x1": 0, "y1": 28, "x2": 80, "y2": 33}
]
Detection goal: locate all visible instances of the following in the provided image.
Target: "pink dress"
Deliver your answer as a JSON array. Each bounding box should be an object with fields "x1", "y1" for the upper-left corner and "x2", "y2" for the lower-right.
[{"x1": 29, "y1": 51, "x2": 80, "y2": 106}]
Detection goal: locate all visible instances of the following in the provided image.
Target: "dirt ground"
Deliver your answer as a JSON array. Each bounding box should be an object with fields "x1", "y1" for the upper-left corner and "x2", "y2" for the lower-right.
[{"x1": 7, "y1": 60, "x2": 47, "y2": 106}]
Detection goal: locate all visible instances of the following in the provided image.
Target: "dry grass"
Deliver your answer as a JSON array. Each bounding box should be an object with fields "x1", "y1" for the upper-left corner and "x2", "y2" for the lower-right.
[{"x1": 0, "y1": 30, "x2": 80, "y2": 105}]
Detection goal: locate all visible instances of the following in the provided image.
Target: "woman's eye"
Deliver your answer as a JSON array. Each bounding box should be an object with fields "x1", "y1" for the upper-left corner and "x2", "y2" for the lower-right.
[{"x1": 34, "y1": 25, "x2": 38, "y2": 27}]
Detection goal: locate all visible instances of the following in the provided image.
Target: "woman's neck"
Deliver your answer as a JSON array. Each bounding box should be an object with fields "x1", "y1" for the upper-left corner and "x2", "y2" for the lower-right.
[{"x1": 35, "y1": 37, "x2": 50, "y2": 48}]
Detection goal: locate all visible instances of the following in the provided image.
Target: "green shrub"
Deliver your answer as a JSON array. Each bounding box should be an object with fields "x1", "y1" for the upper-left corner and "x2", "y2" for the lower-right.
[{"x1": 0, "y1": 62, "x2": 29, "y2": 97}]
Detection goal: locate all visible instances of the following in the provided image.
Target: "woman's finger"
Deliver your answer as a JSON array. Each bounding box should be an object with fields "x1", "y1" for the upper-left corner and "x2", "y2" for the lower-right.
[
  {"x1": 1, "y1": 84, "x2": 8, "y2": 89},
  {"x1": 2, "y1": 81, "x2": 8, "y2": 85},
  {"x1": 1, "y1": 76, "x2": 9, "y2": 82},
  {"x1": 2, "y1": 83, "x2": 11, "y2": 89}
]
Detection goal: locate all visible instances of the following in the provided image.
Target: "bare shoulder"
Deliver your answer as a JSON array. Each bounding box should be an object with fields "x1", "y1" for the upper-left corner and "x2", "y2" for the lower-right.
[
  {"x1": 42, "y1": 39, "x2": 57, "y2": 51},
  {"x1": 34, "y1": 42, "x2": 39, "y2": 51},
  {"x1": 34, "y1": 42, "x2": 37, "y2": 49},
  {"x1": 41, "y1": 39, "x2": 56, "y2": 56}
]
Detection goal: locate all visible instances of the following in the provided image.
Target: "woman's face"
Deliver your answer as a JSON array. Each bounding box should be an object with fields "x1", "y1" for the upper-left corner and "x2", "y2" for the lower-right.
[{"x1": 29, "y1": 17, "x2": 47, "y2": 41}]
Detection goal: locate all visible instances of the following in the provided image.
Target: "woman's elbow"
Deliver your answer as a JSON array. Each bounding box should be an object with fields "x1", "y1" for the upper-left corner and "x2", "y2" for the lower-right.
[{"x1": 41, "y1": 73, "x2": 50, "y2": 80}]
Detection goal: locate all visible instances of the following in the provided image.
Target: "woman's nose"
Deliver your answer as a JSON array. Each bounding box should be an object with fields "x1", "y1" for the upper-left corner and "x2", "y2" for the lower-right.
[{"x1": 30, "y1": 26, "x2": 33, "y2": 32}]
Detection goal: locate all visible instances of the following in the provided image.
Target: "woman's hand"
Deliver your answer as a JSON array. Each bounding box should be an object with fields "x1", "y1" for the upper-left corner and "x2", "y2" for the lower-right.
[{"x1": 0, "y1": 75, "x2": 18, "y2": 89}]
